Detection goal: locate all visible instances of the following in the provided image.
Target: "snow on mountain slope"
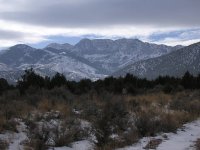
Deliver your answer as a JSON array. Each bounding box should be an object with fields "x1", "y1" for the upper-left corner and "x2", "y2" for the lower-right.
[
  {"x1": 0, "y1": 63, "x2": 12, "y2": 71},
  {"x1": 63, "y1": 38, "x2": 181, "y2": 73},
  {"x1": 0, "y1": 39, "x2": 183, "y2": 82},
  {"x1": 114, "y1": 42, "x2": 200, "y2": 79},
  {"x1": 0, "y1": 44, "x2": 105, "y2": 81},
  {"x1": 42, "y1": 54, "x2": 105, "y2": 80}
]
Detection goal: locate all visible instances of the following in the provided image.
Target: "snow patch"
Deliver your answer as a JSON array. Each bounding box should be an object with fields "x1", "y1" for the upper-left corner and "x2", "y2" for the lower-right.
[
  {"x1": 50, "y1": 140, "x2": 94, "y2": 150},
  {"x1": 118, "y1": 119, "x2": 200, "y2": 150}
]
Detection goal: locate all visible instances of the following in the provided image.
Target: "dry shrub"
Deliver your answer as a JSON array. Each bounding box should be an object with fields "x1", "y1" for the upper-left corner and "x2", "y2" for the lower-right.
[
  {"x1": 135, "y1": 109, "x2": 160, "y2": 136},
  {"x1": 80, "y1": 100, "x2": 101, "y2": 121},
  {"x1": 172, "y1": 111, "x2": 192, "y2": 123},
  {"x1": 127, "y1": 99, "x2": 141, "y2": 112},
  {"x1": 95, "y1": 131, "x2": 139, "y2": 150},
  {"x1": 136, "y1": 92, "x2": 171, "y2": 103},
  {"x1": 26, "y1": 117, "x2": 89, "y2": 149},
  {"x1": 23, "y1": 146, "x2": 35, "y2": 150},
  {"x1": 53, "y1": 132, "x2": 74, "y2": 147},
  {"x1": 12, "y1": 100, "x2": 33, "y2": 119},
  {"x1": 26, "y1": 123, "x2": 49, "y2": 150},
  {"x1": 158, "y1": 110, "x2": 192, "y2": 133},
  {"x1": 0, "y1": 115, "x2": 6, "y2": 132},
  {"x1": 187, "y1": 100, "x2": 200, "y2": 115},
  {"x1": 27, "y1": 139, "x2": 48, "y2": 150},
  {"x1": 95, "y1": 144, "x2": 114, "y2": 150},
  {"x1": 37, "y1": 99, "x2": 71, "y2": 118},
  {"x1": 0, "y1": 113, "x2": 20, "y2": 132},
  {"x1": 0, "y1": 139, "x2": 8, "y2": 150},
  {"x1": 1, "y1": 89, "x2": 20, "y2": 100},
  {"x1": 144, "y1": 138, "x2": 162, "y2": 149},
  {"x1": 53, "y1": 118, "x2": 89, "y2": 147},
  {"x1": 195, "y1": 138, "x2": 200, "y2": 150},
  {"x1": 94, "y1": 98, "x2": 129, "y2": 148},
  {"x1": 4, "y1": 119, "x2": 19, "y2": 132},
  {"x1": 37, "y1": 99, "x2": 52, "y2": 112},
  {"x1": 121, "y1": 128, "x2": 139, "y2": 147},
  {"x1": 0, "y1": 99, "x2": 33, "y2": 121},
  {"x1": 170, "y1": 91, "x2": 200, "y2": 115},
  {"x1": 54, "y1": 102, "x2": 71, "y2": 118},
  {"x1": 135, "y1": 108, "x2": 192, "y2": 136}
]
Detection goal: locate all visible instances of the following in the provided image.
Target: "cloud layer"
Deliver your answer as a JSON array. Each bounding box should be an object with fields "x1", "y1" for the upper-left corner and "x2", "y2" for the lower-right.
[{"x1": 0, "y1": 0, "x2": 199, "y2": 47}]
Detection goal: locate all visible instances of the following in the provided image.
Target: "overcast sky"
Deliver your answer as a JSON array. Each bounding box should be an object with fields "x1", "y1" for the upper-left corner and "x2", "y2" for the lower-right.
[{"x1": 0, "y1": 0, "x2": 200, "y2": 48}]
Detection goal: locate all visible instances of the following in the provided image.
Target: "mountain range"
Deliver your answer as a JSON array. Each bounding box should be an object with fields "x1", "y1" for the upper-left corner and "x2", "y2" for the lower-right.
[
  {"x1": 114, "y1": 42, "x2": 200, "y2": 79},
  {"x1": 0, "y1": 38, "x2": 199, "y2": 83}
]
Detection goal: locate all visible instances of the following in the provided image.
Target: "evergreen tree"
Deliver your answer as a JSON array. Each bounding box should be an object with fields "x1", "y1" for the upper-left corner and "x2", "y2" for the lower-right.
[
  {"x1": 0, "y1": 78, "x2": 9, "y2": 95},
  {"x1": 17, "y1": 68, "x2": 46, "y2": 94},
  {"x1": 181, "y1": 71, "x2": 194, "y2": 89},
  {"x1": 50, "y1": 72, "x2": 67, "y2": 88}
]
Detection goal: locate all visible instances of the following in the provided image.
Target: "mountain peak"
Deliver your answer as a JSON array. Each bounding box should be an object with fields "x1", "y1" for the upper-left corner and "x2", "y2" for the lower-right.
[
  {"x1": 46, "y1": 43, "x2": 72, "y2": 50},
  {"x1": 0, "y1": 38, "x2": 195, "y2": 83},
  {"x1": 75, "y1": 38, "x2": 93, "y2": 49},
  {"x1": 115, "y1": 38, "x2": 142, "y2": 42},
  {"x1": 76, "y1": 38, "x2": 92, "y2": 44},
  {"x1": 11, "y1": 44, "x2": 33, "y2": 50},
  {"x1": 80, "y1": 38, "x2": 91, "y2": 42}
]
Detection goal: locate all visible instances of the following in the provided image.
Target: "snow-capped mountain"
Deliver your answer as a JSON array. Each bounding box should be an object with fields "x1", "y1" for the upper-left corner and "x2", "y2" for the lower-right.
[
  {"x1": 0, "y1": 44, "x2": 105, "y2": 82},
  {"x1": 114, "y1": 42, "x2": 200, "y2": 79},
  {"x1": 0, "y1": 38, "x2": 183, "y2": 82},
  {"x1": 66, "y1": 38, "x2": 181, "y2": 73}
]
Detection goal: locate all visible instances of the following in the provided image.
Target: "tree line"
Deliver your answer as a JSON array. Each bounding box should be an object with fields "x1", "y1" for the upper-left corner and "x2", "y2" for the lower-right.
[{"x1": 0, "y1": 69, "x2": 200, "y2": 95}]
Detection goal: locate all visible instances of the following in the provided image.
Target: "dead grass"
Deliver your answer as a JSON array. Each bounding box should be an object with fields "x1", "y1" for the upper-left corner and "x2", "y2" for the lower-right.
[
  {"x1": 0, "y1": 89, "x2": 199, "y2": 149},
  {"x1": 37, "y1": 99, "x2": 52, "y2": 112},
  {"x1": 126, "y1": 92, "x2": 172, "y2": 103},
  {"x1": 37, "y1": 99, "x2": 71, "y2": 118}
]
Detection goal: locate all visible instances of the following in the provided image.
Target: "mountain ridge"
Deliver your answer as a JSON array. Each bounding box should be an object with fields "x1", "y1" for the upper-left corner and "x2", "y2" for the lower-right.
[
  {"x1": 0, "y1": 38, "x2": 189, "y2": 82},
  {"x1": 113, "y1": 42, "x2": 200, "y2": 79}
]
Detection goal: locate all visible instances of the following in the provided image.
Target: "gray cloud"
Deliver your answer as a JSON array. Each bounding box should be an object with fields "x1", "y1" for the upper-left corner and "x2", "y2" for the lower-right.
[
  {"x1": 0, "y1": 0, "x2": 200, "y2": 28},
  {"x1": 0, "y1": 29, "x2": 25, "y2": 40},
  {"x1": 0, "y1": 0, "x2": 200, "y2": 47}
]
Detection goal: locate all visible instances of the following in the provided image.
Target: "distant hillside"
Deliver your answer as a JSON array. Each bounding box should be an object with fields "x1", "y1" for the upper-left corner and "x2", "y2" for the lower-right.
[
  {"x1": 0, "y1": 38, "x2": 182, "y2": 82},
  {"x1": 114, "y1": 42, "x2": 200, "y2": 79}
]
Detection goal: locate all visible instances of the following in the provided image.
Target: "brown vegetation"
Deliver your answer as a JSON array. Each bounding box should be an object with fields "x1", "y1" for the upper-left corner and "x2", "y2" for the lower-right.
[{"x1": 0, "y1": 84, "x2": 199, "y2": 149}]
